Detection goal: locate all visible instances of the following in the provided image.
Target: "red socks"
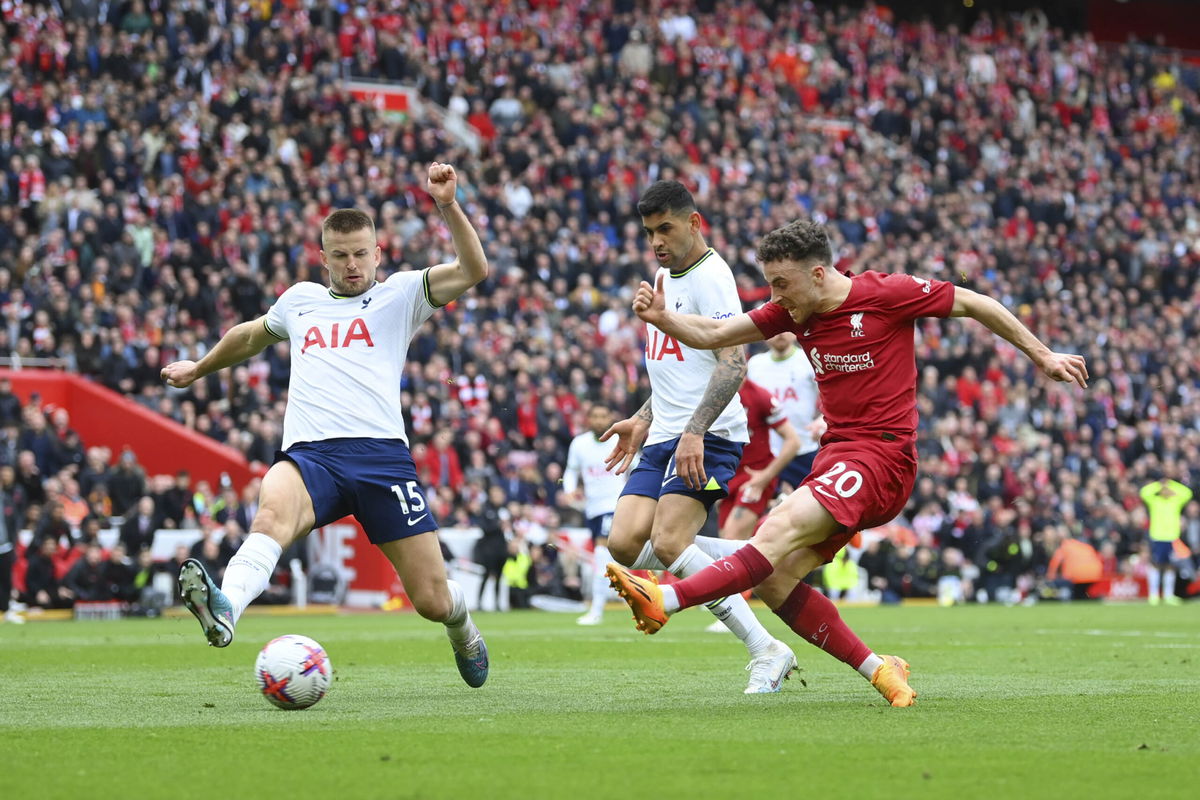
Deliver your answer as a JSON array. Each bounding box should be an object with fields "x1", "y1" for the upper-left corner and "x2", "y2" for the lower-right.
[
  {"x1": 773, "y1": 581, "x2": 870, "y2": 668},
  {"x1": 669, "y1": 550, "x2": 872, "y2": 671},
  {"x1": 671, "y1": 546, "x2": 774, "y2": 609}
]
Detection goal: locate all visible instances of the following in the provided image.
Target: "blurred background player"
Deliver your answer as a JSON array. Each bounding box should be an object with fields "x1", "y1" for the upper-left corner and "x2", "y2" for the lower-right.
[
  {"x1": 163, "y1": 163, "x2": 492, "y2": 688},
  {"x1": 601, "y1": 180, "x2": 797, "y2": 694},
  {"x1": 746, "y1": 332, "x2": 821, "y2": 492},
  {"x1": 1139, "y1": 474, "x2": 1193, "y2": 605},
  {"x1": 564, "y1": 403, "x2": 629, "y2": 626},
  {"x1": 716, "y1": 379, "x2": 800, "y2": 544}
]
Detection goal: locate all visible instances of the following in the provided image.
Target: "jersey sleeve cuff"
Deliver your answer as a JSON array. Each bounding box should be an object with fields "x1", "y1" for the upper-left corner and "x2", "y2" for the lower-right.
[
  {"x1": 422, "y1": 268, "x2": 445, "y2": 309},
  {"x1": 263, "y1": 318, "x2": 288, "y2": 340}
]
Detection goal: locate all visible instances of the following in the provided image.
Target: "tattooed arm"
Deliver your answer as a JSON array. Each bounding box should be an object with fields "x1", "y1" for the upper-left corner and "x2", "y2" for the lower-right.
[
  {"x1": 675, "y1": 345, "x2": 747, "y2": 490},
  {"x1": 600, "y1": 396, "x2": 653, "y2": 475}
]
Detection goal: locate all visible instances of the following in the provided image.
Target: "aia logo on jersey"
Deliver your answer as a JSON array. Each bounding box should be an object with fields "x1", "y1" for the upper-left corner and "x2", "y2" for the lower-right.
[
  {"x1": 646, "y1": 327, "x2": 684, "y2": 361},
  {"x1": 849, "y1": 312, "x2": 866, "y2": 338},
  {"x1": 301, "y1": 318, "x2": 375, "y2": 354},
  {"x1": 769, "y1": 386, "x2": 801, "y2": 404}
]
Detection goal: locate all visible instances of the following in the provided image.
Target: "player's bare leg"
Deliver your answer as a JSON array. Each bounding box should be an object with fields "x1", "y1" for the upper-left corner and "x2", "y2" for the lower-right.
[
  {"x1": 640, "y1": 487, "x2": 831, "y2": 616},
  {"x1": 606, "y1": 494, "x2": 672, "y2": 633},
  {"x1": 382, "y1": 534, "x2": 489, "y2": 688},
  {"x1": 636, "y1": 490, "x2": 917, "y2": 706},
  {"x1": 381, "y1": 532, "x2": 488, "y2": 688},
  {"x1": 181, "y1": 461, "x2": 311, "y2": 647},
  {"x1": 654, "y1": 494, "x2": 797, "y2": 693},
  {"x1": 758, "y1": 548, "x2": 916, "y2": 707},
  {"x1": 720, "y1": 504, "x2": 759, "y2": 542},
  {"x1": 605, "y1": 495, "x2": 658, "y2": 568}
]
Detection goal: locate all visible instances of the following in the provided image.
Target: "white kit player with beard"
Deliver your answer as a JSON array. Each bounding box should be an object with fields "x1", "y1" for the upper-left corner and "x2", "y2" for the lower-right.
[
  {"x1": 600, "y1": 180, "x2": 797, "y2": 694},
  {"x1": 162, "y1": 163, "x2": 492, "y2": 688}
]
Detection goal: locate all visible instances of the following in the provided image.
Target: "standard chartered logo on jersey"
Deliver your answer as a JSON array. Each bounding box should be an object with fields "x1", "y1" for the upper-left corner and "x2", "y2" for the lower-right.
[{"x1": 808, "y1": 346, "x2": 875, "y2": 375}]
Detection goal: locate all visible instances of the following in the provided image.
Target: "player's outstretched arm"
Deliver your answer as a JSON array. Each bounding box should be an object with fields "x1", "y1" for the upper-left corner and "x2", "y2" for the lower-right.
[
  {"x1": 633, "y1": 273, "x2": 763, "y2": 349},
  {"x1": 951, "y1": 287, "x2": 1089, "y2": 388},
  {"x1": 424, "y1": 162, "x2": 488, "y2": 307},
  {"x1": 161, "y1": 317, "x2": 277, "y2": 388}
]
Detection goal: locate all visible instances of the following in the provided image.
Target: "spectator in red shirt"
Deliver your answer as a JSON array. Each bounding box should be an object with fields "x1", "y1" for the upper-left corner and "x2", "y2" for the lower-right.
[{"x1": 425, "y1": 428, "x2": 464, "y2": 494}]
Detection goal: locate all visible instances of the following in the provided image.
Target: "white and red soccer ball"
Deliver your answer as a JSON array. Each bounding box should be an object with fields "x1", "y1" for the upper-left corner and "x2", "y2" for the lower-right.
[{"x1": 254, "y1": 634, "x2": 332, "y2": 710}]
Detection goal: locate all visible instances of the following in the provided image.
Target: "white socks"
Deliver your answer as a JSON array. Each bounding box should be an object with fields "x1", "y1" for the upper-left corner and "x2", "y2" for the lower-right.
[
  {"x1": 631, "y1": 540, "x2": 666, "y2": 570},
  {"x1": 443, "y1": 580, "x2": 474, "y2": 648},
  {"x1": 857, "y1": 653, "x2": 884, "y2": 680},
  {"x1": 694, "y1": 535, "x2": 749, "y2": 560},
  {"x1": 1162, "y1": 569, "x2": 1176, "y2": 599},
  {"x1": 629, "y1": 536, "x2": 747, "y2": 571},
  {"x1": 1148, "y1": 567, "x2": 1161, "y2": 599},
  {"x1": 661, "y1": 585, "x2": 680, "y2": 614},
  {"x1": 668, "y1": 545, "x2": 774, "y2": 657},
  {"x1": 222, "y1": 532, "x2": 283, "y2": 623},
  {"x1": 589, "y1": 545, "x2": 612, "y2": 616}
]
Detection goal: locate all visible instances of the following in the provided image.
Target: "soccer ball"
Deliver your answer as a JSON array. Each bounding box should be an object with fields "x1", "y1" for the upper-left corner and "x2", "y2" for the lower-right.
[{"x1": 254, "y1": 634, "x2": 332, "y2": 710}]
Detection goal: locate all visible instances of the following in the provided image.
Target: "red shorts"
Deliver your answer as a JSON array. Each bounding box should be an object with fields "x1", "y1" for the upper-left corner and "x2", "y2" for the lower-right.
[
  {"x1": 801, "y1": 438, "x2": 916, "y2": 562},
  {"x1": 716, "y1": 467, "x2": 778, "y2": 530}
]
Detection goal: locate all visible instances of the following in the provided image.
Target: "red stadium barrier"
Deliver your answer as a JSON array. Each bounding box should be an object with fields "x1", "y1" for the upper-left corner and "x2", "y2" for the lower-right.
[
  {"x1": 308, "y1": 517, "x2": 409, "y2": 608},
  {"x1": 1, "y1": 371, "x2": 414, "y2": 607},
  {"x1": 0, "y1": 369, "x2": 264, "y2": 492}
]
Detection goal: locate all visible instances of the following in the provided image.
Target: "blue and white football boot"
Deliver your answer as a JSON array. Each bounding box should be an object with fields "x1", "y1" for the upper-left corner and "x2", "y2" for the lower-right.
[
  {"x1": 178, "y1": 558, "x2": 235, "y2": 648},
  {"x1": 452, "y1": 627, "x2": 489, "y2": 688}
]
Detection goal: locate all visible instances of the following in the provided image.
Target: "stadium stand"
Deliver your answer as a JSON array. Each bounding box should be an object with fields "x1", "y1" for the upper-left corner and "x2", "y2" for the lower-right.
[{"x1": 0, "y1": 0, "x2": 1197, "y2": 614}]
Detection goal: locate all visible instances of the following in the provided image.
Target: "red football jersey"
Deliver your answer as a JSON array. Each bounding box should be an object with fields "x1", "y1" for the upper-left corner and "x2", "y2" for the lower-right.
[
  {"x1": 738, "y1": 379, "x2": 787, "y2": 470},
  {"x1": 748, "y1": 271, "x2": 955, "y2": 446}
]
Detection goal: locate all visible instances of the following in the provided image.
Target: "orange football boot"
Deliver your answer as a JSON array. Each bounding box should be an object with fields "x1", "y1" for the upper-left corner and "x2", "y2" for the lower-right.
[
  {"x1": 606, "y1": 563, "x2": 669, "y2": 634},
  {"x1": 870, "y1": 655, "x2": 917, "y2": 707}
]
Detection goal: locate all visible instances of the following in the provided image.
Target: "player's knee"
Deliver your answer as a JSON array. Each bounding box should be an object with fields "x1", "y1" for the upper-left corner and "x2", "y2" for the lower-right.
[
  {"x1": 651, "y1": 535, "x2": 687, "y2": 567},
  {"x1": 606, "y1": 535, "x2": 641, "y2": 566},
  {"x1": 721, "y1": 510, "x2": 754, "y2": 541},
  {"x1": 754, "y1": 511, "x2": 791, "y2": 544},
  {"x1": 410, "y1": 588, "x2": 452, "y2": 622},
  {"x1": 248, "y1": 507, "x2": 289, "y2": 542},
  {"x1": 752, "y1": 511, "x2": 819, "y2": 561},
  {"x1": 768, "y1": 493, "x2": 831, "y2": 548}
]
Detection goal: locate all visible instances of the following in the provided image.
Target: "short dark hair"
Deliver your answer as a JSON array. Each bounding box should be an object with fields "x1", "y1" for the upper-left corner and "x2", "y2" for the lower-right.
[
  {"x1": 637, "y1": 180, "x2": 696, "y2": 218},
  {"x1": 756, "y1": 220, "x2": 832, "y2": 267},
  {"x1": 322, "y1": 209, "x2": 375, "y2": 241}
]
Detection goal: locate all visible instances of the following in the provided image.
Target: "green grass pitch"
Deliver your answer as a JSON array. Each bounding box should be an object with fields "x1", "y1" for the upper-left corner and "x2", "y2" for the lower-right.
[{"x1": 2, "y1": 602, "x2": 1196, "y2": 799}]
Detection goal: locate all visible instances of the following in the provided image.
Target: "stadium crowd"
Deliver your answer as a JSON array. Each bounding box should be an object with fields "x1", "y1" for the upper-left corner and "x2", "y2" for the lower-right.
[{"x1": 0, "y1": 0, "x2": 1198, "y2": 616}]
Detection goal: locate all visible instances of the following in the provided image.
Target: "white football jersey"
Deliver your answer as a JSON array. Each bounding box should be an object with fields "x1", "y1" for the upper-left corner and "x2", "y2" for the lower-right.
[
  {"x1": 563, "y1": 432, "x2": 626, "y2": 519},
  {"x1": 747, "y1": 346, "x2": 820, "y2": 454},
  {"x1": 263, "y1": 271, "x2": 436, "y2": 449},
  {"x1": 644, "y1": 249, "x2": 748, "y2": 445}
]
